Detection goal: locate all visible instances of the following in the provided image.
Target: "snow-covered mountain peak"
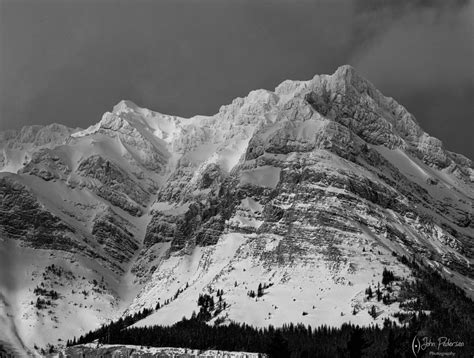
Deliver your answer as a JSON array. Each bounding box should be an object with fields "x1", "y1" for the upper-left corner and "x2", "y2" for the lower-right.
[
  {"x1": 2, "y1": 123, "x2": 77, "y2": 147},
  {"x1": 330, "y1": 64, "x2": 369, "y2": 89},
  {"x1": 113, "y1": 99, "x2": 140, "y2": 114},
  {"x1": 130, "y1": 65, "x2": 473, "y2": 331},
  {"x1": 72, "y1": 100, "x2": 188, "y2": 148},
  {"x1": 1, "y1": 65, "x2": 473, "y2": 355},
  {"x1": 0, "y1": 124, "x2": 78, "y2": 173}
]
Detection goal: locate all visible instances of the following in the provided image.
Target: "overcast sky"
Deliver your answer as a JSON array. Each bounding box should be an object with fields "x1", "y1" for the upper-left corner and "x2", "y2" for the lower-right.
[{"x1": 0, "y1": 0, "x2": 473, "y2": 159}]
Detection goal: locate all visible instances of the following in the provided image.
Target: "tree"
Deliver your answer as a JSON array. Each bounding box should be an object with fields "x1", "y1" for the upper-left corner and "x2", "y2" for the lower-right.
[
  {"x1": 268, "y1": 330, "x2": 290, "y2": 358},
  {"x1": 382, "y1": 268, "x2": 395, "y2": 286},
  {"x1": 365, "y1": 286, "x2": 373, "y2": 299},
  {"x1": 376, "y1": 282, "x2": 382, "y2": 301},
  {"x1": 347, "y1": 327, "x2": 368, "y2": 358},
  {"x1": 369, "y1": 305, "x2": 377, "y2": 319},
  {"x1": 384, "y1": 330, "x2": 397, "y2": 358}
]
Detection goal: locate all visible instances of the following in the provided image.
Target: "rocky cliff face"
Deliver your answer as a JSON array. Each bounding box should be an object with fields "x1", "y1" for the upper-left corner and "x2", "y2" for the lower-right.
[
  {"x1": 0, "y1": 65, "x2": 472, "y2": 355},
  {"x1": 126, "y1": 66, "x2": 472, "y2": 332}
]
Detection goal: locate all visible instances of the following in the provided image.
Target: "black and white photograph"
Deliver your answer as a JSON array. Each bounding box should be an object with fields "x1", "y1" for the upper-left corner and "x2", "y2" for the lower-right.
[{"x1": 0, "y1": 0, "x2": 473, "y2": 357}]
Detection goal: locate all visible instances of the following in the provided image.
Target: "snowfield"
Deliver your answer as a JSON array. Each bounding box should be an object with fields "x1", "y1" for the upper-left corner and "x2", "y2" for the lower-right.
[{"x1": 61, "y1": 344, "x2": 265, "y2": 358}]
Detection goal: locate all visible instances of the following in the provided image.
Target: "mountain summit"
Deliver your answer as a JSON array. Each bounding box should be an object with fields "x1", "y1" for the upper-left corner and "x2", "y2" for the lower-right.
[{"x1": 0, "y1": 65, "x2": 472, "y2": 355}]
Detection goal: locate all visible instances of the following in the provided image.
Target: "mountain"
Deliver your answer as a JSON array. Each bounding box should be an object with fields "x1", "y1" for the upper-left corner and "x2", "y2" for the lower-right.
[{"x1": 0, "y1": 65, "x2": 472, "y2": 356}]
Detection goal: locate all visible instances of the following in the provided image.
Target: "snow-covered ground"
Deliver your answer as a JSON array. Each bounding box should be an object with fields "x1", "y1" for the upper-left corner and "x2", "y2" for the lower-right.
[
  {"x1": 131, "y1": 229, "x2": 411, "y2": 330},
  {"x1": 61, "y1": 343, "x2": 265, "y2": 358}
]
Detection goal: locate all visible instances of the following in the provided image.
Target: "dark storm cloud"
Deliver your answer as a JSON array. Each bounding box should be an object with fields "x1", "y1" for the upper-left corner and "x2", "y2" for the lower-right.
[
  {"x1": 0, "y1": 0, "x2": 472, "y2": 158},
  {"x1": 350, "y1": 0, "x2": 474, "y2": 159}
]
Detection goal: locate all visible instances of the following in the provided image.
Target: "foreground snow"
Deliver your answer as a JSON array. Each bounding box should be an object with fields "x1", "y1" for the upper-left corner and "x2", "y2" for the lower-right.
[{"x1": 61, "y1": 344, "x2": 265, "y2": 358}]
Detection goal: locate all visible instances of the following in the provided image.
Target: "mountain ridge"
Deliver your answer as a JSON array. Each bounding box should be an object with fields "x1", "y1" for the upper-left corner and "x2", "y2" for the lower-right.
[{"x1": 0, "y1": 65, "x2": 472, "y2": 356}]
